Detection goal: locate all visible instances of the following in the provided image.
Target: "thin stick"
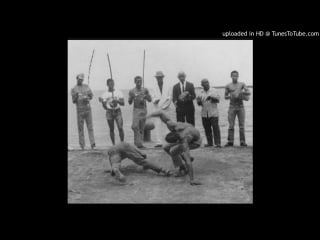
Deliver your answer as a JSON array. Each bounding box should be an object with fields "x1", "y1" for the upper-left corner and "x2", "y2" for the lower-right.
[
  {"x1": 88, "y1": 49, "x2": 95, "y2": 85},
  {"x1": 107, "y1": 53, "x2": 113, "y2": 80},
  {"x1": 142, "y1": 50, "x2": 146, "y2": 108},
  {"x1": 142, "y1": 50, "x2": 145, "y2": 88},
  {"x1": 107, "y1": 53, "x2": 114, "y2": 99}
]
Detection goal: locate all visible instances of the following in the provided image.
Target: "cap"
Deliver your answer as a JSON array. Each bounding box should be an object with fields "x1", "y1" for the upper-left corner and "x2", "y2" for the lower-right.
[
  {"x1": 201, "y1": 78, "x2": 209, "y2": 83},
  {"x1": 77, "y1": 73, "x2": 85, "y2": 80}
]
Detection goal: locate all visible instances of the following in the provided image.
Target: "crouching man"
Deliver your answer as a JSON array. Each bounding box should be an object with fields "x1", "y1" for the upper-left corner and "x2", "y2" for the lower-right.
[
  {"x1": 107, "y1": 142, "x2": 171, "y2": 183},
  {"x1": 146, "y1": 110, "x2": 202, "y2": 185}
]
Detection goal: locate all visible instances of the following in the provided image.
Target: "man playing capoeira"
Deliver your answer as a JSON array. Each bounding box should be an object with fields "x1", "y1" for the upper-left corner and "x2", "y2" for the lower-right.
[
  {"x1": 107, "y1": 142, "x2": 171, "y2": 183},
  {"x1": 146, "y1": 110, "x2": 202, "y2": 185}
]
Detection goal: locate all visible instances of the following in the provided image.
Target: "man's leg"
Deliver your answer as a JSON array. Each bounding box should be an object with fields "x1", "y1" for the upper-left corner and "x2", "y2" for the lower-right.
[
  {"x1": 226, "y1": 106, "x2": 236, "y2": 146},
  {"x1": 77, "y1": 111, "x2": 85, "y2": 149},
  {"x1": 176, "y1": 110, "x2": 185, "y2": 123},
  {"x1": 115, "y1": 110, "x2": 124, "y2": 142},
  {"x1": 169, "y1": 144, "x2": 186, "y2": 168},
  {"x1": 202, "y1": 117, "x2": 213, "y2": 146},
  {"x1": 139, "y1": 110, "x2": 147, "y2": 145},
  {"x1": 238, "y1": 106, "x2": 246, "y2": 145},
  {"x1": 107, "y1": 119, "x2": 115, "y2": 145},
  {"x1": 109, "y1": 153, "x2": 126, "y2": 182},
  {"x1": 85, "y1": 110, "x2": 95, "y2": 148},
  {"x1": 132, "y1": 109, "x2": 143, "y2": 147},
  {"x1": 126, "y1": 144, "x2": 170, "y2": 175},
  {"x1": 154, "y1": 117, "x2": 162, "y2": 146},
  {"x1": 211, "y1": 117, "x2": 221, "y2": 146},
  {"x1": 186, "y1": 109, "x2": 195, "y2": 126}
]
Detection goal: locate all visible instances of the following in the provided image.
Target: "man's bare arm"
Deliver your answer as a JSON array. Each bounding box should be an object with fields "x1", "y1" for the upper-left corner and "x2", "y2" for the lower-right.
[
  {"x1": 117, "y1": 97, "x2": 125, "y2": 106},
  {"x1": 225, "y1": 87, "x2": 230, "y2": 100},
  {"x1": 180, "y1": 140, "x2": 202, "y2": 185}
]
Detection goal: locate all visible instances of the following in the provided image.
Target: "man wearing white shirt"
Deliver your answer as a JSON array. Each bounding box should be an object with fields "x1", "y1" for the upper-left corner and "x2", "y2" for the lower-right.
[
  {"x1": 196, "y1": 79, "x2": 221, "y2": 148},
  {"x1": 99, "y1": 78, "x2": 125, "y2": 145},
  {"x1": 151, "y1": 71, "x2": 172, "y2": 147}
]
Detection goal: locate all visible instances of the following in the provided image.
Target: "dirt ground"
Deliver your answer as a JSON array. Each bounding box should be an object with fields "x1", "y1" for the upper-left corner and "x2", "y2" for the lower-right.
[{"x1": 68, "y1": 146, "x2": 253, "y2": 203}]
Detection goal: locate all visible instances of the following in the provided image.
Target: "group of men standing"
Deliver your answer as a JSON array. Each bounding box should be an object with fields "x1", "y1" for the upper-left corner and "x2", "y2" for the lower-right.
[
  {"x1": 70, "y1": 70, "x2": 250, "y2": 150},
  {"x1": 70, "y1": 70, "x2": 250, "y2": 185}
]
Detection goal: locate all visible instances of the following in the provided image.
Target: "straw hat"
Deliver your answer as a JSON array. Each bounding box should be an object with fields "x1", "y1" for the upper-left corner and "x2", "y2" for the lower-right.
[{"x1": 155, "y1": 71, "x2": 165, "y2": 77}]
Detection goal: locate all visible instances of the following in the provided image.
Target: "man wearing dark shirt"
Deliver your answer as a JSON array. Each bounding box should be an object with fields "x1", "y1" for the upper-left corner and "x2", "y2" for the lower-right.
[
  {"x1": 128, "y1": 76, "x2": 152, "y2": 148},
  {"x1": 172, "y1": 71, "x2": 196, "y2": 126},
  {"x1": 70, "y1": 73, "x2": 95, "y2": 150},
  {"x1": 224, "y1": 70, "x2": 251, "y2": 147}
]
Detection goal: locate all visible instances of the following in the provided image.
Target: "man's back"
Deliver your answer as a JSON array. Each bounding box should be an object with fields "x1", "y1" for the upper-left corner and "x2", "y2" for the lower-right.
[{"x1": 169, "y1": 121, "x2": 200, "y2": 142}]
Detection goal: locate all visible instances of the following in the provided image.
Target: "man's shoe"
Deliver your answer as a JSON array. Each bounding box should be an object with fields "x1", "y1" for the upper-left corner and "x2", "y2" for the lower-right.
[
  {"x1": 137, "y1": 145, "x2": 145, "y2": 149},
  {"x1": 240, "y1": 143, "x2": 248, "y2": 147},
  {"x1": 154, "y1": 144, "x2": 163, "y2": 148},
  {"x1": 80, "y1": 146, "x2": 85, "y2": 150},
  {"x1": 204, "y1": 144, "x2": 213, "y2": 147},
  {"x1": 215, "y1": 145, "x2": 222, "y2": 148},
  {"x1": 224, "y1": 143, "x2": 233, "y2": 147},
  {"x1": 91, "y1": 143, "x2": 96, "y2": 149}
]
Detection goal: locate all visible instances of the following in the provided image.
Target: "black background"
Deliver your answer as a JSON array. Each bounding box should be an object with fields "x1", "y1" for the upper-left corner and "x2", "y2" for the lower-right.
[{"x1": 14, "y1": 23, "x2": 319, "y2": 229}]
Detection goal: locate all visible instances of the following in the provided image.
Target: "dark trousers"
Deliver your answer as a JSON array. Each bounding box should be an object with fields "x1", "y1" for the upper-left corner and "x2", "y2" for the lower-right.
[
  {"x1": 227, "y1": 105, "x2": 246, "y2": 144},
  {"x1": 202, "y1": 117, "x2": 221, "y2": 146},
  {"x1": 176, "y1": 109, "x2": 195, "y2": 126}
]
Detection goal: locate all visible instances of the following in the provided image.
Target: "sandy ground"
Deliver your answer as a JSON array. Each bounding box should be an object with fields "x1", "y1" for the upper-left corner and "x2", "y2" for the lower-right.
[{"x1": 68, "y1": 145, "x2": 253, "y2": 203}]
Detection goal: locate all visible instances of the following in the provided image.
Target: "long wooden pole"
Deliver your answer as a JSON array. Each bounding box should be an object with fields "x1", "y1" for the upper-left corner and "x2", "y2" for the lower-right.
[
  {"x1": 107, "y1": 53, "x2": 114, "y2": 99},
  {"x1": 142, "y1": 50, "x2": 145, "y2": 88},
  {"x1": 88, "y1": 49, "x2": 95, "y2": 85}
]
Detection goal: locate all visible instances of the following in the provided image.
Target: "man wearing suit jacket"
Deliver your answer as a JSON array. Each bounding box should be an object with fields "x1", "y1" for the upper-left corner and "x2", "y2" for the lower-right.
[{"x1": 172, "y1": 71, "x2": 196, "y2": 126}]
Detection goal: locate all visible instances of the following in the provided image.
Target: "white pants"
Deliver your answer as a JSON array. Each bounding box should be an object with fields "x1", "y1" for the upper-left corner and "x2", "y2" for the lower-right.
[{"x1": 153, "y1": 108, "x2": 170, "y2": 145}]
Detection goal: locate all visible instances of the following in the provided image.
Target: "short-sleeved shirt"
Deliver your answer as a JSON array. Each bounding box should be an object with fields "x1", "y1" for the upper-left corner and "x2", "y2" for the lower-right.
[
  {"x1": 198, "y1": 89, "x2": 220, "y2": 118},
  {"x1": 129, "y1": 87, "x2": 150, "y2": 109},
  {"x1": 100, "y1": 89, "x2": 124, "y2": 110},
  {"x1": 225, "y1": 82, "x2": 247, "y2": 107},
  {"x1": 71, "y1": 84, "x2": 93, "y2": 111}
]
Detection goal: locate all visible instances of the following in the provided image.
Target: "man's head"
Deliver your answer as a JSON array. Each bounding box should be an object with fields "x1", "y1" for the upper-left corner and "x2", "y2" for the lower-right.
[
  {"x1": 107, "y1": 78, "x2": 115, "y2": 90},
  {"x1": 134, "y1": 76, "x2": 142, "y2": 89},
  {"x1": 201, "y1": 78, "x2": 210, "y2": 91},
  {"x1": 165, "y1": 132, "x2": 181, "y2": 143},
  {"x1": 155, "y1": 71, "x2": 164, "y2": 85},
  {"x1": 76, "y1": 73, "x2": 85, "y2": 85},
  {"x1": 177, "y1": 71, "x2": 186, "y2": 83},
  {"x1": 231, "y1": 70, "x2": 239, "y2": 83}
]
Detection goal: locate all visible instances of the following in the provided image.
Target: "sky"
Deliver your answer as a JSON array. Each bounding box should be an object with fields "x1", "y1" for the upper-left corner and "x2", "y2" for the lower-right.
[{"x1": 68, "y1": 40, "x2": 252, "y2": 91}]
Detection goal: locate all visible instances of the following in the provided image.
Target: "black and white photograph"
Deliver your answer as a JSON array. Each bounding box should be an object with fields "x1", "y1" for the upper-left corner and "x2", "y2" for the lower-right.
[{"x1": 68, "y1": 40, "x2": 253, "y2": 203}]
